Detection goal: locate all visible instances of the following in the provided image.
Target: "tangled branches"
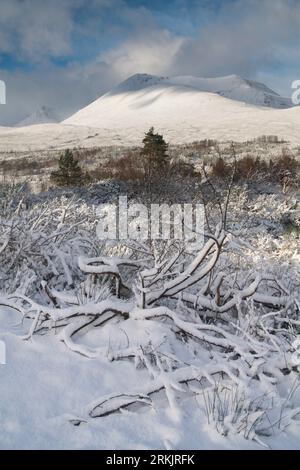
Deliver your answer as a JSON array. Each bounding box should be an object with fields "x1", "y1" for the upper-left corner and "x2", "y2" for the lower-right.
[{"x1": 0, "y1": 183, "x2": 299, "y2": 445}]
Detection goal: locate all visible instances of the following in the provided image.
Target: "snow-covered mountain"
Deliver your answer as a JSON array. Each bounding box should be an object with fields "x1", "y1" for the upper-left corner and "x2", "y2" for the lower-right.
[
  {"x1": 15, "y1": 106, "x2": 60, "y2": 127},
  {"x1": 10, "y1": 74, "x2": 292, "y2": 131},
  {"x1": 64, "y1": 73, "x2": 293, "y2": 129},
  {"x1": 107, "y1": 73, "x2": 292, "y2": 109},
  {"x1": 0, "y1": 73, "x2": 299, "y2": 151}
]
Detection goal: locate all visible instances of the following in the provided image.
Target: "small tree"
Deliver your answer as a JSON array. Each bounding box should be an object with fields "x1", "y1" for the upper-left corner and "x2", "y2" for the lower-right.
[
  {"x1": 50, "y1": 149, "x2": 85, "y2": 187},
  {"x1": 140, "y1": 127, "x2": 171, "y2": 199},
  {"x1": 141, "y1": 127, "x2": 169, "y2": 172}
]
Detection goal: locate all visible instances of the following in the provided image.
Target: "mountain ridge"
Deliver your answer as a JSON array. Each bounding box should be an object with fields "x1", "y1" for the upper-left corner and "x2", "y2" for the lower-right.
[{"x1": 103, "y1": 73, "x2": 292, "y2": 108}]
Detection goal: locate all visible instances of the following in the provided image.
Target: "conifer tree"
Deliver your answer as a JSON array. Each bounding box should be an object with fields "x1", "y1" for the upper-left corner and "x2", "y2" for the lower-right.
[
  {"x1": 50, "y1": 149, "x2": 85, "y2": 187},
  {"x1": 141, "y1": 127, "x2": 169, "y2": 172},
  {"x1": 139, "y1": 127, "x2": 171, "y2": 201}
]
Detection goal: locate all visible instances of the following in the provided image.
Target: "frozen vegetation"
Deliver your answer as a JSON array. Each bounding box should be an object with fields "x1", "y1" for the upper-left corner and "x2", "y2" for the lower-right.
[{"x1": 0, "y1": 144, "x2": 299, "y2": 449}]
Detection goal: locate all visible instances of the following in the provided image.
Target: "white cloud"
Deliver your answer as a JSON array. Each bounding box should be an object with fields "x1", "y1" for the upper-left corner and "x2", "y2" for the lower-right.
[
  {"x1": 101, "y1": 29, "x2": 184, "y2": 78},
  {"x1": 89, "y1": 0, "x2": 300, "y2": 88}
]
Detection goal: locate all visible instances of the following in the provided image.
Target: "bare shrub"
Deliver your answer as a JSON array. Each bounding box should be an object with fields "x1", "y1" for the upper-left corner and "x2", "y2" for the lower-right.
[
  {"x1": 269, "y1": 148, "x2": 298, "y2": 189},
  {"x1": 236, "y1": 155, "x2": 257, "y2": 179},
  {"x1": 211, "y1": 157, "x2": 231, "y2": 178},
  {"x1": 108, "y1": 152, "x2": 144, "y2": 182}
]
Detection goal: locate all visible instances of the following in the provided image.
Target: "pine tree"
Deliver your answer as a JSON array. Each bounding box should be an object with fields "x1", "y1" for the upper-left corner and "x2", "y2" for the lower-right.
[
  {"x1": 50, "y1": 149, "x2": 85, "y2": 187},
  {"x1": 139, "y1": 127, "x2": 171, "y2": 201},
  {"x1": 141, "y1": 127, "x2": 169, "y2": 172}
]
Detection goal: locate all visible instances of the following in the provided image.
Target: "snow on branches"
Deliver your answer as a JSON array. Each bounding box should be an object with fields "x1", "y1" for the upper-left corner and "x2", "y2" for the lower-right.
[{"x1": 0, "y1": 183, "x2": 299, "y2": 444}]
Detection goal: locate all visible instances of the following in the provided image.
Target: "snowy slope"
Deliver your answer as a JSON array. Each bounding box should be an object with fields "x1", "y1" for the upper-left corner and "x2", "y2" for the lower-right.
[
  {"x1": 167, "y1": 74, "x2": 292, "y2": 108},
  {"x1": 16, "y1": 106, "x2": 60, "y2": 127},
  {"x1": 1, "y1": 101, "x2": 300, "y2": 152}
]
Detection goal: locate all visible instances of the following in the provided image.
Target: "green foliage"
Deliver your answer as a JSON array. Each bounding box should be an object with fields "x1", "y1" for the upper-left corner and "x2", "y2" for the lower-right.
[
  {"x1": 50, "y1": 149, "x2": 86, "y2": 187},
  {"x1": 141, "y1": 127, "x2": 169, "y2": 171}
]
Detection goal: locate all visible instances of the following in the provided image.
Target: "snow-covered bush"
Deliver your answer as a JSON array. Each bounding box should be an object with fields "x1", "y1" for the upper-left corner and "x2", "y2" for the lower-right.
[
  {"x1": 198, "y1": 380, "x2": 300, "y2": 447},
  {"x1": 0, "y1": 180, "x2": 299, "y2": 447}
]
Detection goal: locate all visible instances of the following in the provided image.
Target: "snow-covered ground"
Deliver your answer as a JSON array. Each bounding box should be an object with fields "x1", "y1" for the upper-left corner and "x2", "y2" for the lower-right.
[
  {"x1": 1, "y1": 308, "x2": 300, "y2": 450},
  {"x1": 0, "y1": 311, "x2": 255, "y2": 450},
  {"x1": 1, "y1": 101, "x2": 300, "y2": 152}
]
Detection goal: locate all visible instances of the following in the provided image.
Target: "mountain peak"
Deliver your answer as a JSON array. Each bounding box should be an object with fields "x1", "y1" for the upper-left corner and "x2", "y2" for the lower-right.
[
  {"x1": 108, "y1": 73, "x2": 167, "y2": 95},
  {"x1": 15, "y1": 106, "x2": 60, "y2": 127}
]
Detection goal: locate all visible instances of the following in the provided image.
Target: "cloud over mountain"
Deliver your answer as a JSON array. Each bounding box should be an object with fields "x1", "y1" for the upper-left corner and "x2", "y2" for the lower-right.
[{"x1": 0, "y1": 0, "x2": 299, "y2": 125}]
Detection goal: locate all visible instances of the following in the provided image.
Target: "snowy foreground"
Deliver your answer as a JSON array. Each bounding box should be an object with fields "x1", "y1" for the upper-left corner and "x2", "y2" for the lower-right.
[
  {"x1": 1, "y1": 314, "x2": 299, "y2": 450},
  {"x1": 0, "y1": 184, "x2": 299, "y2": 450}
]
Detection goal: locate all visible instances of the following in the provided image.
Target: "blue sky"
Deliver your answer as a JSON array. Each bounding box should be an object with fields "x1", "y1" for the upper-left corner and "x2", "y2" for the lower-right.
[{"x1": 0, "y1": 0, "x2": 299, "y2": 125}]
